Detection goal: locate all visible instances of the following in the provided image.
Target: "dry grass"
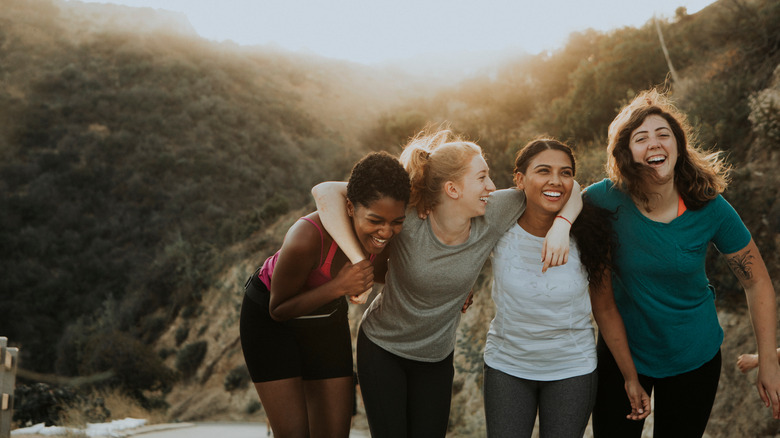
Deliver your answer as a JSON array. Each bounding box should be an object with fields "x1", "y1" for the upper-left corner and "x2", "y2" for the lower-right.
[
  {"x1": 58, "y1": 388, "x2": 167, "y2": 428},
  {"x1": 11, "y1": 388, "x2": 168, "y2": 438}
]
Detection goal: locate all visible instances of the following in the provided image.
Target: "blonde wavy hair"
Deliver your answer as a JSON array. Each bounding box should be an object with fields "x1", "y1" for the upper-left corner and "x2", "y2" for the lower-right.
[
  {"x1": 398, "y1": 128, "x2": 483, "y2": 216},
  {"x1": 606, "y1": 89, "x2": 730, "y2": 210}
]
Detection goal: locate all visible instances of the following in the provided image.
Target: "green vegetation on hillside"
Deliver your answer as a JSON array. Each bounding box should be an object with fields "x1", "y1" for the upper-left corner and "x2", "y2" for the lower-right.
[
  {"x1": 0, "y1": 0, "x2": 363, "y2": 378},
  {"x1": 362, "y1": 0, "x2": 780, "y2": 190}
]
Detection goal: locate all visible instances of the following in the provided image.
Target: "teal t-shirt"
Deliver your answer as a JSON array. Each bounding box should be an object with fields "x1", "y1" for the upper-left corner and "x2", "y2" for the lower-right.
[{"x1": 586, "y1": 179, "x2": 752, "y2": 377}]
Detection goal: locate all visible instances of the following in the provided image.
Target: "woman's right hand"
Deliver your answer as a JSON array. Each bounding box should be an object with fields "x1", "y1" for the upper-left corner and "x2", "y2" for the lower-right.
[{"x1": 336, "y1": 259, "x2": 374, "y2": 297}]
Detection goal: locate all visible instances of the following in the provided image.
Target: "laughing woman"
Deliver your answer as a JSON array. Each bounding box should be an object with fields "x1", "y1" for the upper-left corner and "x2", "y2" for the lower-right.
[
  {"x1": 240, "y1": 152, "x2": 410, "y2": 438},
  {"x1": 588, "y1": 90, "x2": 780, "y2": 437}
]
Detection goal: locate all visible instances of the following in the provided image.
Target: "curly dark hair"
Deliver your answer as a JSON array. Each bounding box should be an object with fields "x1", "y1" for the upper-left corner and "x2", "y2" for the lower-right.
[
  {"x1": 347, "y1": 151, "x2": 411, "y2": 208},
  {"x1": 571, "y1": 198, "x2": 615, "y2": 290}
]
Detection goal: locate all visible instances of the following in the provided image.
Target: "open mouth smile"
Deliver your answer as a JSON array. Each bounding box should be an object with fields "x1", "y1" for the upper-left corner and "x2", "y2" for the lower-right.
[{"x1": 647, "y1": 155, "x2": 666, "y2": 166}]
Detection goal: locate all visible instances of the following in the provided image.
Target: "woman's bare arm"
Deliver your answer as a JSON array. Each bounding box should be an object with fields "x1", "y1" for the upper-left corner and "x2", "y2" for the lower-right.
[
  {"x1": 542, "y1": 180, "x2": 583, "y2": 271},
  {"x1": 591, "y1": 268, "x2": 651, "y2": 420},
  {"x1": 312, "y1": 182, "x2": 364, "y2": 263},
  {"x1": 725, "y1": 238, "x2": 780, "y2": 419},
  {"x1": 268, "y1": 218, "x2": 373, "y2": 320},
  {"x1": 311, "y1": 182, "x2": 373, "y2": 303}
]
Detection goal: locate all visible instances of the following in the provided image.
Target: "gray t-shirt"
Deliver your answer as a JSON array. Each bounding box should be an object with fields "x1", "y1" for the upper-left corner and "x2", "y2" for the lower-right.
[{"x1": 361, "y1": 188, "x2": 526, "y2": 361}]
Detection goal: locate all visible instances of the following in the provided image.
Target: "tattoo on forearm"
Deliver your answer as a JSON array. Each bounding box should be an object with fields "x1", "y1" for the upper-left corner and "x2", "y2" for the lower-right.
[{"x1": 728, "y1": 250, "x2": 754, "y2": 281}]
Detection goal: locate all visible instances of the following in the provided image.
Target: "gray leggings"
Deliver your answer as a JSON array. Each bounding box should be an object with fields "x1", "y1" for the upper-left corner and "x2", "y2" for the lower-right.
[{"x1": 483, "y1": 363, "x2": 597, "y2": 438}]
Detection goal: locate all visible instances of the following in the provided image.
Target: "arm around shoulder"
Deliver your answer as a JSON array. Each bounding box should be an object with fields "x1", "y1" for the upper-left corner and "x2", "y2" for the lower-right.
[
  {"x1": 542, "y1": 180, "x2": 582, "y2": 271},
  {"x1": 311, "y1": 181, "x2": 365, "y2": 263}
]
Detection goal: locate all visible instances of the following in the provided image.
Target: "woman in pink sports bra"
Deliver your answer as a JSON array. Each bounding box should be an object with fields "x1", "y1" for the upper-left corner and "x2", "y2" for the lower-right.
[{"x1": 240, "y1": 152, "x2": 410, "y2": 438}]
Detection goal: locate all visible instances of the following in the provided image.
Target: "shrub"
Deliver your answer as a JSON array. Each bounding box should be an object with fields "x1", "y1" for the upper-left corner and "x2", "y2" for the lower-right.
[
  {"x1": 13, "y1": 383, "x2": 79, "y2": 426},
  {"x1": 158, "y1": 348, "x2": 175, "y2": 360},
  {"x1": 246, "y1": 400, "x2": 262, "y2": 414},
  {"x1": 79, "y1": 331, "x2": 177, "y2": 394},
  {"x1": 180, "y1": 305, "x2": 200, "y2": 319},
  {"x1": 174, "y1": 326, "x2": 189, "y2": 347},
  {"x1": 748, "y1": 72, "x2": 780, "y2": 146},
  {"x1": 141, "y1": 396, "x2": 170, "y2": 412},
  {"x1": 223, "y1": 365, "x2": 251, "y2": 392},
  {"x1": 259, "y1": 194, "x2": 290, "y2": 222},
  {"x1": 140, "y1": 315, "x2": 168, "y2": 343},
  {"x1": 175, "y1": 341, "x2": 208, "y2": 378}
]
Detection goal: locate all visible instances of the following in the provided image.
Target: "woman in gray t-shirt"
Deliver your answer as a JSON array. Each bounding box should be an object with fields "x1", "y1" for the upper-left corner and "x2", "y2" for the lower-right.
[{"x1": 312, "y1": 129, "x2": 581, "y2": 437}]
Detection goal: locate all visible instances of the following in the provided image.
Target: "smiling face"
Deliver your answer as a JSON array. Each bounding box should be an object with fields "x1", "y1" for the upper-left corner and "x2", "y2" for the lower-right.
[
  {"x1": 347, "y1": 196, "x2": 407, "y2": 255},
  {"x1": 453, "y1": 153, "x2": 496, "y2": 217},
  {"x1": 515, "y1": 149, "x2": 574, "y2": 215},
  {"x1": 629, "y1": 114, "x2": 678, "y2": 183}
]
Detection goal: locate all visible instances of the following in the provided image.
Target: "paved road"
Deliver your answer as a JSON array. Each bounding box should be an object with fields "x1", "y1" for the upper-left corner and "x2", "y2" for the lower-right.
[{"x1": 136, "y1": 422, "x2": 370, "y2": 437}]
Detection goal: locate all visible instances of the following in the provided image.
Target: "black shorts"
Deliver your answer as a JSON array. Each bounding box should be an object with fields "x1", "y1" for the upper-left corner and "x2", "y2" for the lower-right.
[{"x1": 239, "y1": 276, "x2": 353, "y2": 383}]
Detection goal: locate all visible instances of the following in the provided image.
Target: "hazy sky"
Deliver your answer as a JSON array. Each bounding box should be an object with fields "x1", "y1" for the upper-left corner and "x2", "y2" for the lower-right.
[{"x1": 69, "y1": 0, "x2": 715, "y2": 65}]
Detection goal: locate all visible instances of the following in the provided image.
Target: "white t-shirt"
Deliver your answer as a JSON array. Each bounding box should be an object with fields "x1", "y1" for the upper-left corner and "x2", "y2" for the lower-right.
[{"x1": 484, "y1": 223, "x2": 597, "y2": 381}]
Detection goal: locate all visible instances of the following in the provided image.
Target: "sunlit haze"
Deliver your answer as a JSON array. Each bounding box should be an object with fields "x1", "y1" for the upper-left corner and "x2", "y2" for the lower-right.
[{"x1": 68, "y1": 0, "x2": 714, "y2": 66}]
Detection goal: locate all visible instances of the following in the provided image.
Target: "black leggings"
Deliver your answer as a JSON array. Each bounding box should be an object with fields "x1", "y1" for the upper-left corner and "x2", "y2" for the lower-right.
[
  {"x1": 356, "y1": 328, "x2": 454, "y2": 438},
  {"x1": 592, "y1": 335, "x2": 721, "y2": 438}
]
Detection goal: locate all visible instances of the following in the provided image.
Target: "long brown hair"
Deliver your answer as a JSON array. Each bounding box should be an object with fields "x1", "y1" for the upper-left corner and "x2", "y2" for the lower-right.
[{"x1": 606, "y1": 89, "x2": 729, "y2": 210}]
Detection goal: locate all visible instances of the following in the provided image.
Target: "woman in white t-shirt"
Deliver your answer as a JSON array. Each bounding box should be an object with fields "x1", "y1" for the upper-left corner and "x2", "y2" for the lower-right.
[{"x1": 483, "y1": 139, "x2": 650, "y2": 438}]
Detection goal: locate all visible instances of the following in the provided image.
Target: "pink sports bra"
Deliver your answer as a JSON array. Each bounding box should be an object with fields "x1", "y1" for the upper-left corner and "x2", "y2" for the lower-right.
[{"x1": 257, "y1": 217, "x2": 374, "y2": 290}]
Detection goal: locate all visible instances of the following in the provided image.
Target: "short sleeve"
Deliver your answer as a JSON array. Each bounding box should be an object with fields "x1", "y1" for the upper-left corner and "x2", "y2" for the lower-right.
[
  {"x1": 710, "y1": 195, "x2": 752, "y2": 254},
  {"x1": 582, "y1": 179, "x2": 620, "y2": 211},
  {"x1": 485, "y1": 189, "x2": 526, "y2": 234},
  {"x1": 399, "y1": 205, "x2": 425, "y2": 235}
]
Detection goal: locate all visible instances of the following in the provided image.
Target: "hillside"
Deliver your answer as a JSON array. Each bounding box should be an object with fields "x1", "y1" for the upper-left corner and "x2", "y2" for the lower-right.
[
  {"x1": 1, "y1": 0, "x2": 779, "y2": 436},
  {"x1": 0, "y1": 0, "x2": 429, "y2": 374}
]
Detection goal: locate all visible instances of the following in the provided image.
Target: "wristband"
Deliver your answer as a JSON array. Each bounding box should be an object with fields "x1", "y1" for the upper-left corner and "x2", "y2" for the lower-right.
[{"x1": 555, "y1": 215, "x2": 572, "y2": 226}]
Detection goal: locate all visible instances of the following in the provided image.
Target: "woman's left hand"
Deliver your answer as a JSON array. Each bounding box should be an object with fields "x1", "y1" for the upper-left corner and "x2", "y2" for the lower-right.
[
  {"x1": 624, "y1": 379, "x2": 651, "y2": 421},
  {"x1": 757, "y1": 362, "x2": 780, "y2": 419}
]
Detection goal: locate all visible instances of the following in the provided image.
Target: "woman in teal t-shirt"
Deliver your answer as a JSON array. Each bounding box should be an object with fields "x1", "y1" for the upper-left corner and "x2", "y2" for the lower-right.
[{"x1": 588, "y1": 90, "x2": 780, "y2": 437}]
